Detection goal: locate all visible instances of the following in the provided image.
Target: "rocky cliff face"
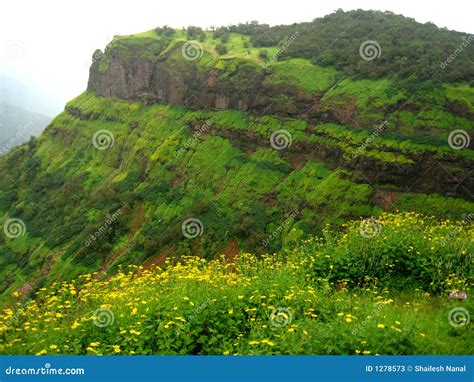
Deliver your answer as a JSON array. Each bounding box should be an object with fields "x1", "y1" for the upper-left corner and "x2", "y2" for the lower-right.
[{"x1": 87, "y1": 43, "x2": 316, "y2": 117}]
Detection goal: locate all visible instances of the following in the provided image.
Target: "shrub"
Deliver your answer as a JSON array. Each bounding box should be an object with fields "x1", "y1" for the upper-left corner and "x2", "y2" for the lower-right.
[{"x1": 215, "y1": 44, "x2": 228, "y2": 55}]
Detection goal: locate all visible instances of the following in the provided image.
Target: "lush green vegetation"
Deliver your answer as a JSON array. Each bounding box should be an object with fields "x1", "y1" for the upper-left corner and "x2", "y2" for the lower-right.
[
  {"x1": 0, "y1": 10, "x2": 473, "y2": 356},
  {"x1": 1, "y1": 213, "x2": 472, "y2": 355},
  {"x1": 92, "y1": 14, "x2": 473, "y2": 147},
  {"x1": 265, "y1": 58, "x2": 339, "y2": 93},
  {"x1": 0, "y1": 93, "x2": 472, "y2": 307},
  {"x1": 229, "y1": 10, "x2": 474, "y2": 82}
]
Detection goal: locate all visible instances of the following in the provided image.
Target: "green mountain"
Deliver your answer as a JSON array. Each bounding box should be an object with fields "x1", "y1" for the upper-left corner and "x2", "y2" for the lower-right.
[{"x1": 0, "y1": 10, "x2": 473, "y2": 355}]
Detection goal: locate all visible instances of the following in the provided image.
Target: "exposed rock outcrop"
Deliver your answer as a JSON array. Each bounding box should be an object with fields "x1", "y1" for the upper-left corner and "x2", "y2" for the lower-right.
[{"x1": 87, "y1": 43, "x2": 315, "y2": 117}]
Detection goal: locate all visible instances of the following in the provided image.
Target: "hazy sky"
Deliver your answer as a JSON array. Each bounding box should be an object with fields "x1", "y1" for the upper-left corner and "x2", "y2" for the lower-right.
[{"x1": 1, "y1": 0, "x2": 473, "y2": 115}]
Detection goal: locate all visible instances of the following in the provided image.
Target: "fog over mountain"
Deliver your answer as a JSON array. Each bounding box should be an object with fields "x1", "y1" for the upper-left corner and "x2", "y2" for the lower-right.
[
  {"x1": 0, "y1": 102, "x2": 50, "y2": 155},
  {"x1": 0, "y1": 75, "x2": 54, "y2": 154},
  {"x1": 0, "y1": 74, "x2": 63, "y2": 116}
]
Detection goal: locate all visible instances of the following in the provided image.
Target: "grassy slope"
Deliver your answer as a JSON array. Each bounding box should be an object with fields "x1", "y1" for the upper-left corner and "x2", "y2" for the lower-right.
[
  {"x1": 1, "y1": 212, "x2": 472, "y2": 355},
  {"x1": 0, "y1": 93, "x2": 473, "y2": 302}
]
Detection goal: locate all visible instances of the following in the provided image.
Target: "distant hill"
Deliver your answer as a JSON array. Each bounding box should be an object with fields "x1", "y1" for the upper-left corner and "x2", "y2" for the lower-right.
[
  {"x1": 0, "y1": 74, "x2": 64, "y2": 116},
  {"x1": 0, "y1": 102, "x2": 50, "y2": 155}
]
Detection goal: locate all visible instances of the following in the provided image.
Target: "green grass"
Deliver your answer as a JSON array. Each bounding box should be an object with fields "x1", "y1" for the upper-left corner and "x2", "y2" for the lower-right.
[
  {"x1": 322, "y1": 78, "x2": 404, "y2": 109},
  {"x1": 267, "y1": 58, "x2": 340, "y2": 93},
  {"x1": 1, "y1": 212, "x2": 472, "y2": 355},
  {"x1": 1, "y1": 92, "x2": 473, "y2": 307},
  {"x1": 445, "y1": 83, "x2": 474, "y2": 113}
]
